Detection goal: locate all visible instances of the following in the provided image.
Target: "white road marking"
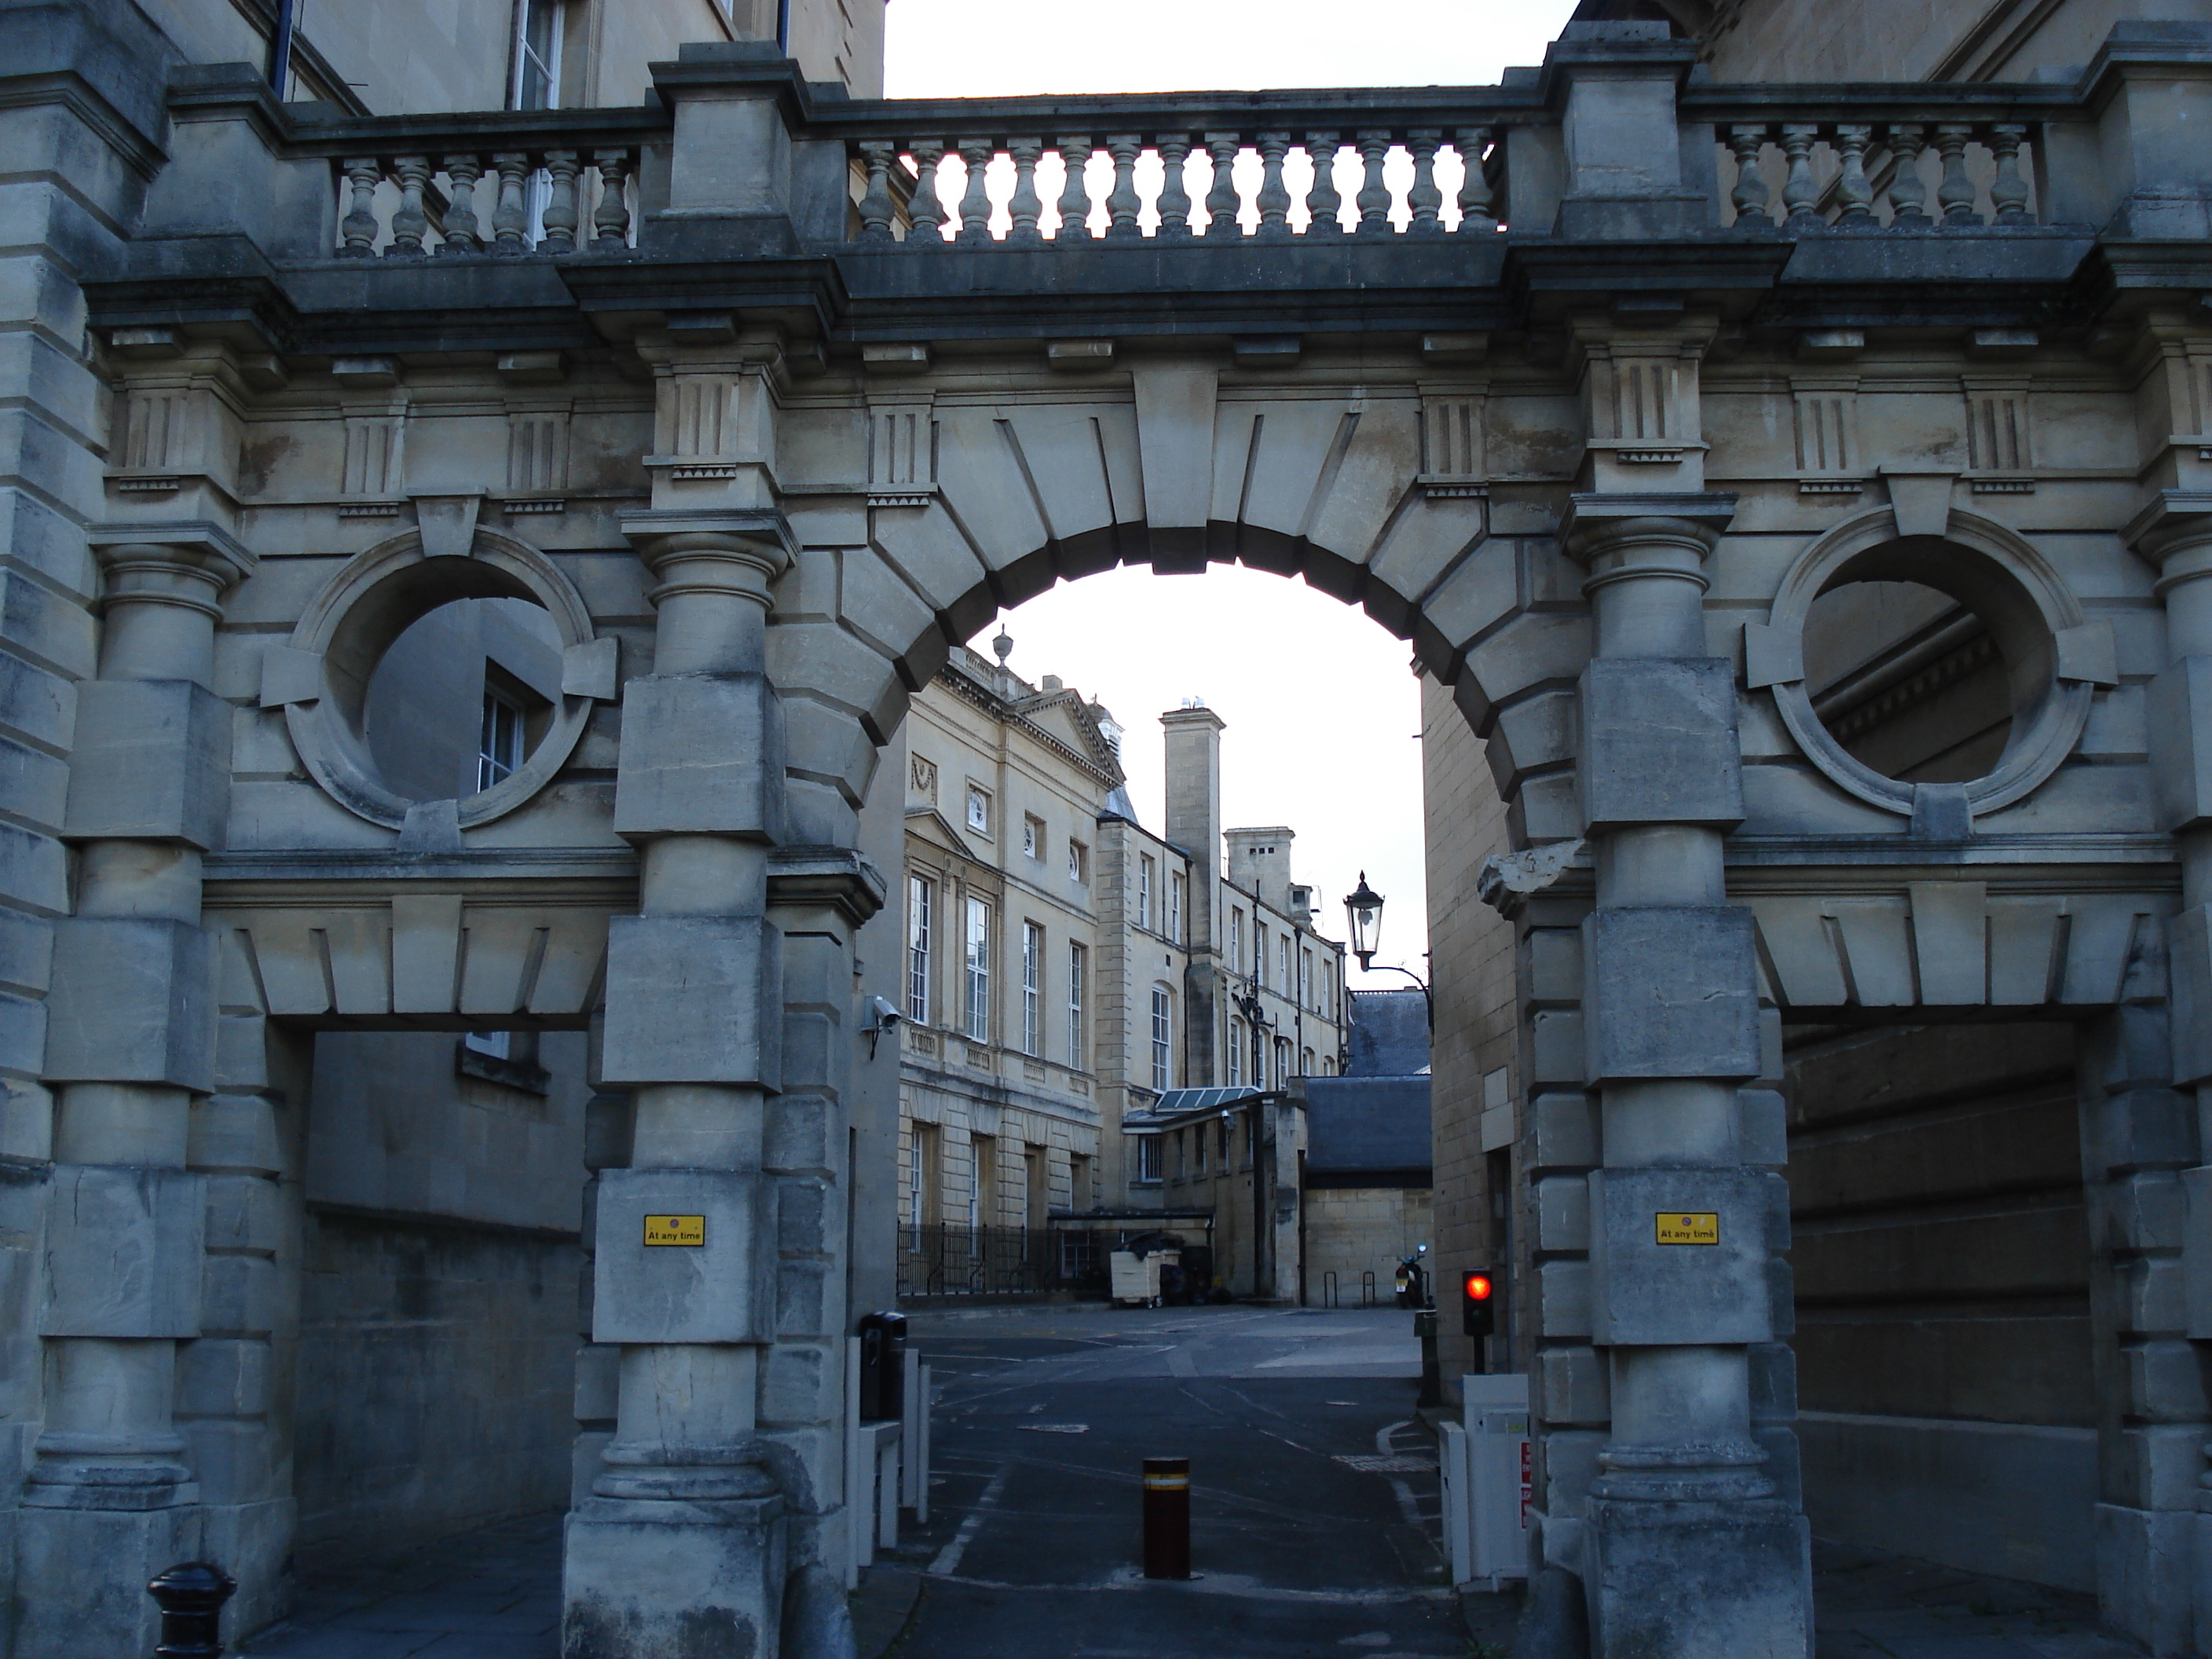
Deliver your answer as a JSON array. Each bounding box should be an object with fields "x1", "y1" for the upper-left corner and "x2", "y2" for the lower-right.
[
  {"x1": 928, "y1": 1461, "x2": 1011, "y2": 1577},
  {"x1": 1386, "y1": 1478, "x2": 1423, "y2": 1528}
]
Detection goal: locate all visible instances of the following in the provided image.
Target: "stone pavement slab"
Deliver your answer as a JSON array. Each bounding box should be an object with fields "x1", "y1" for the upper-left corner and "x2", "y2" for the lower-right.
[{"x1": 240, "y1": 1512, "x2": 562, "y2": 1659}]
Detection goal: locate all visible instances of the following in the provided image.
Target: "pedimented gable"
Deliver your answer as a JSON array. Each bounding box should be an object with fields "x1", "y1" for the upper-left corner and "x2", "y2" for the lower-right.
[
  {"x1": 903, "y1": 806, "x2": 978, "y2": 861},
  {"x1": 1012, "y1": 689, "x2": 1125, "y2": 785}
]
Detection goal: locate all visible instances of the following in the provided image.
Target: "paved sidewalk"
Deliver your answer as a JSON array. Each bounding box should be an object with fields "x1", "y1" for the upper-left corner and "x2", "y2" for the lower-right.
[
  {"x1": 240, "y1": 1511, "x2": 560, "y2": 1659},
  {"x1": 1811, "y1": 1538, "x2": 2144, "y2": 1659}
]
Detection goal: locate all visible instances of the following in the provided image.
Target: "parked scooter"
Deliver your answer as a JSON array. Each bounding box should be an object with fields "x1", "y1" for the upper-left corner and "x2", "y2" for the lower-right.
[{"x1": 1393, "y1": 1245, "x2": 1431, "y2": 1309}]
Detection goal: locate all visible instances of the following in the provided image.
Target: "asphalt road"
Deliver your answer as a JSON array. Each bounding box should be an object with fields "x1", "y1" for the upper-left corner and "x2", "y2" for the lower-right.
[{"x1": 884, "y1": 1304, "x2": 1469, "y2": 1659}]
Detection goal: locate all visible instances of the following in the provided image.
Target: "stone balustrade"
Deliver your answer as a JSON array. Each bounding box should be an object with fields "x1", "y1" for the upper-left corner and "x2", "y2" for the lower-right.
[
  {"x1": 326, "y1": 145, "x2": 637, "y2": 257},
  {"x1": 221, "y1": 63, "x2": 2176, "y2": 265},
  {"x1": 1685, "y1": 92, "x2": 2075, "y2": 230},
  {"x1": 843, "y1": 125, "x2": 1504, "y2": 245}
]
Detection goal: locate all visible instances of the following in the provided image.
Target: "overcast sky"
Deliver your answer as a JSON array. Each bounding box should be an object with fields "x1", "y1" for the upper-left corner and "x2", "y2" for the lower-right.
[{"x1": 884, "y1": 0, "x2": 1581, "y2": 989}]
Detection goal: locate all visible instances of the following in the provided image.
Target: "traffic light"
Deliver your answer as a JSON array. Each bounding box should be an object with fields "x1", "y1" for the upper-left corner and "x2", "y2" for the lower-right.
[{"x1": 1460, "y1": 1269, "x2": 1496, "y2": 1339}]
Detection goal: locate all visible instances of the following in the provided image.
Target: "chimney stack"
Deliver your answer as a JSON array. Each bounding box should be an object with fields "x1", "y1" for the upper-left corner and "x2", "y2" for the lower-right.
[{"x1": 1163, "y1": 701, "x2": 1225, "y2": 1084}]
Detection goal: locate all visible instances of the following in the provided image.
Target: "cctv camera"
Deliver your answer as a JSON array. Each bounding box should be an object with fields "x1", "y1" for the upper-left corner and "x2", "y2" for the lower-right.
[{"x1": 864, "y1": 994, "x2": 903, "y2": 1029}]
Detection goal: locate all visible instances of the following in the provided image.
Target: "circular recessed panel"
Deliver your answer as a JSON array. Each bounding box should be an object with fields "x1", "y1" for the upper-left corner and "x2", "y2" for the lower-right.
[
  {"x1": 280, "y1": 526, "x2": 606, "y2": 832},
  {"x1": 1761, "y1": 507, "x2": 2094, "y2": 819}
]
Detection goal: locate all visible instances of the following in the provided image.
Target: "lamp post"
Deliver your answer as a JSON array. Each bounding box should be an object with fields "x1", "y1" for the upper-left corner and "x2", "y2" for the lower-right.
[{"x1": 1342, "y1": 872, "x2": 1432, "y2": 1030}]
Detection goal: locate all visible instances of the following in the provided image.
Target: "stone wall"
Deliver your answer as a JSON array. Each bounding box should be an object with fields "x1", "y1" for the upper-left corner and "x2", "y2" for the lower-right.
[
  {"x1": 1303, "y1": 1185, "x2": 1435, "y2": 1305},
  {"x1": 293, "y1": 1207, "x2": 579, "y2": 1565},
  {"x1": 1785, "y1": 1022, "x2": 2094, "y2": 1589},
  {"x1": 291, "y1": 1028, "x2": 589, "y2": 1561},
  {"x1": 1418, "y1": 675, "x2": 1520, "y2": 1386},
  {"x1": 1687, "y1": 0, "x2": 2152, "y2": 81}
]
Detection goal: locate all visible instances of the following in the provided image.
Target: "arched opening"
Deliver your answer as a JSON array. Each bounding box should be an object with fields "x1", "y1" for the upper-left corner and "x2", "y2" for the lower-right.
[{"x1": 856, "y1": 551, "x2": 1506, "y2": 1651}]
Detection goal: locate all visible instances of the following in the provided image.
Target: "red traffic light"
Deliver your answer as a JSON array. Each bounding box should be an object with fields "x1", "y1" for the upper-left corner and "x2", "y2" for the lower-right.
[{"x1": 1463, "y1": 1272, "x2": 1494, "y2": 1302}]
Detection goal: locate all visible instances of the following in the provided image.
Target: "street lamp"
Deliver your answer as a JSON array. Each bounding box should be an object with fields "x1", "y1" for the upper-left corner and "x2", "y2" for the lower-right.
[
  {"x1": 1342, "y1": 872, "x2": 1432, "y2": 1030},
  {"x1": 1342, "y1": 872, "x2": 1384, "y2": 969}
]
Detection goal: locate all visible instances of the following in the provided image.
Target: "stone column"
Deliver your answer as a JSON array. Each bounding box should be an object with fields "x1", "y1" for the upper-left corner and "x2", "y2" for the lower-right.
[
  {"x1": 1564, "y1": 498, "x2": 1811, "y2": 1659},
  {"x1": 20, "y1": 527, "x2": 250, "y2": 1655},
  {"x1": 2132, "y1": 494, "x2": 2212, "y2": 1656},
  {"x1": 562, "y1": 515, "x2": 794, "y2": 1658}
]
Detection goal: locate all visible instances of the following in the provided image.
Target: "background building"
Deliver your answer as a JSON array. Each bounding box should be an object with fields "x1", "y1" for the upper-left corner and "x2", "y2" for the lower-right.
[
  {"x1": 895, "y1": 644, "x2": 1349, "y2": 1301},
  {"x1": 1297, "y1": 989, "x2": 1435, "y2": 1309}
]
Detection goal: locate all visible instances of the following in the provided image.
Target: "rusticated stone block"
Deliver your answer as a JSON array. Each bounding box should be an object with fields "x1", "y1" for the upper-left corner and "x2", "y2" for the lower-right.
[
  {"x1": 613, "y1": 672, "x2": 787, "y2": 840},
  {"x1": 61, "y1": 679, "x2": 229, "y2": 848},
  {"x1": 1588, "y1": 1166, "x2": 1773, "y2": 1346},
  {"x1": 2146, "y1": 656, "x2": 2212, "y2": 833},
  {"x1": 592, "y1": 1167, "x2": 774, "y2": 1346},
  {"x1": 1582, "y1": 906, "x2": 1760, "y2": 1082},
  {"x1": 1539, "y1": 1343, "x2": 1610, "y2": 1425},
  {"x1": 43, "y1": 916, "x2": 218, "y2": 1089},
  {"x1": 40, "y1": 1165, "x2": 203, "y2": 1339},
  {"x1": 600, "y1": 914, "x2": 782, "y2": 1089},
  {"x1": 1577, "y1": 657, "x2": 1743, "y2": 831}
]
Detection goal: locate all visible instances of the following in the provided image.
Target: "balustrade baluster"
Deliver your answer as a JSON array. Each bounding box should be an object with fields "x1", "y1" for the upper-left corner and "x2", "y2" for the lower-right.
[
  {"x1": 386, "y1": 156, "x2": 430, "y2": 257},
  {"x1": 1727, "y1": 126, "x2": 1773, "y2": 228},
  {"x1": 491, "y1": 152, "x2": 530, "y2": 254},
  {"x1": 1355, "y1": 130, "x2": 1391, "y2": 234},
  {"x1": 908, "y1": 141, "x2": 949, "y2": 244},
  {"x1": 1455, "y1": 127, "x2": 1496, "y2": 232},
  {"x1": 1254, "y1": 133, "x2": 1291, "y2": 240},
  {"x1": 541, "y1": 151, "x2": 580, "y2": 252},
  {"x1": 1104, "y1": 135, "x2": 1143, "y2": 240},
  {"x1": 956, "y1": 137, "x2": 994, "y2": 244},
  {"x1": 438, "y1": 155, "x2": 483, "y2": 255},
  {"x1": 1779, "y1": 124, "x2": 1822, "y2": 227},
  {"x1": 856, "y1": 142, "x2": 898, "y2": 242},
  {"x1": 1935, "y1": 124, "x2": 1980, "y2": 224},
  {"x1": 593, "y1": 149, "x2": 632, "y2": 249},
  {"x1": 1203, "y1": 134, "x2": 1241, "y2": 237},
  {"x1": 1884, "y1": 124, "x2": 1931, "y2": 225},
  {"x1": 1990, "y1": 123, "x2": 2031, "y2": 225},
  {"x1": 1304, "y1": 132, "x2": 1342, "y2": 236},
  {"x1": 1407, "y1": 130, "x2": 1443, "y2": 234},
  {"x1": 1833, "y1": 124, "x2": 1875, "y2": 227},
  {"x1": 1055, "y1": 136, "x2": 1093, "y2": 242},
  {"x1": 1155, "y1": 135, "x2": 1193, "y2": 239},
  {"x1": 1007, "y1": 137, "x2": 1045, "y2": 245},
  {"x1": 339, "y1": 157, "x2": 381, "y2": 257}
]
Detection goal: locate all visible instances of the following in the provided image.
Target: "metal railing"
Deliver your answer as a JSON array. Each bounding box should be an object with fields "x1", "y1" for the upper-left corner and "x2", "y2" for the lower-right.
[{"x1": 896, "y1": 1224, "x2": 1051, "y2": 1298}]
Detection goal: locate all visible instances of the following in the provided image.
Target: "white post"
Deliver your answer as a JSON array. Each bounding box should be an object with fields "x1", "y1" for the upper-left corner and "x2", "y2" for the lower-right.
[
  {"x1": 845, "y1": 1335, "x2": 868, "y2": 1579},
  {"x1": 918, "y1": 1363, "x2": 933, "y2": 1523},
  {"x1": 900, "y1": 1347, "x2": 924, "y2": 1510}
]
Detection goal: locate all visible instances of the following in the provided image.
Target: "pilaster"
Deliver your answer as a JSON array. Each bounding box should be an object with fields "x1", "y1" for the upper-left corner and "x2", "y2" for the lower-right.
[
  {"x1": 1560, "y1": 493, "x2": 1811, "y2": 1659},
  {"x1": 565, "y1": 512, "x2": 810, "y2": 1658},
  {"x1": 21, "y1": 527, "x2": 251, "y2": 1657},
  {"x1": 2130, "y1": 493, "x2": 2212, "y2": 1655}
]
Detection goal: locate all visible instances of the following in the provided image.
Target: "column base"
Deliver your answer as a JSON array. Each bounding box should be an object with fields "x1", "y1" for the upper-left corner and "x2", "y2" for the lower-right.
[
  {"x1": 1587, "y1": 1496, "x2": 1810, "y2": 1659},
  {"x1": 563, "y1": 1493, "x2": 789, "y2": 1659},
  {"x1": 200, "y1": 1495, "x2": 297, "y2": 1643},
  {"x1": 11, "y1": 1500, "x2": 205, "y2": 1657}
]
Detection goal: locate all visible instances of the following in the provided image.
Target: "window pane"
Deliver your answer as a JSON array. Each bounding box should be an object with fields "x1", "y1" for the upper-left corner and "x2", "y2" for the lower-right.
[
  {"x1": 906, "y1": 876, "x2": 932, "y2": 1023},
  {"x1": 964, "y1": 898, "x2": 991, "y2": 1041},
  {"x1": 1021, "y1": 921, "x2": 1042, "y2": 1055}
]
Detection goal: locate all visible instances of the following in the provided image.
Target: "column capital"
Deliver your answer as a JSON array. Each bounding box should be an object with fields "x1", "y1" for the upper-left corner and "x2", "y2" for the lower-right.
[
  {"x1": 87, "y1": 521, "x2": 255, "y2": 618},
  {"x1": 2126, "y1": 489, "x2": 2212, "y2": 592},
  {"x1": 619, "y1": 509, "x2": 794, "y2": 610},
  {"x1": 1560, "y1": 493, "x2": 1737, "y2": 566}
]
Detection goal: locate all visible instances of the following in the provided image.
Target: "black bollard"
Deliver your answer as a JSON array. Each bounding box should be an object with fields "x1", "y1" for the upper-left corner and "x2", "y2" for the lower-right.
[
  {"x1": 1141, "y1": 1456, "x2": 1191, "y2": 1580},
  {"x1": 148, "y1": 1562, "x2": 236, "y2": 1659},
  {"x1": 1415, "y1": 1308, "x2": 1443, "y2": 1408}
]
